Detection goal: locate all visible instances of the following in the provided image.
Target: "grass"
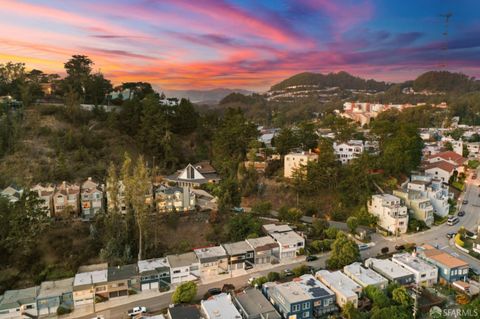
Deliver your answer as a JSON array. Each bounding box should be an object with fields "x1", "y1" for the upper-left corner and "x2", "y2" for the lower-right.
[
  {"x1": 468, "y1": 160, "x2": 480, "y2": 169},
  {"x1": 451, "y1": 181, "x2": 465, "y2": 192},
  {"x1": 434, "y1": 214, "x2": 449, "y2": 226}
]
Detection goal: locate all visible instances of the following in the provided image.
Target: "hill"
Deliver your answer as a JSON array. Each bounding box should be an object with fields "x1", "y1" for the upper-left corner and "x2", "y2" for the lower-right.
[
  {"x1": 163, "y1": 88, "x2": 254, "y2": 104},
  {"x1": 412, "y1": 71, "x2": 480, "y2": 93}
]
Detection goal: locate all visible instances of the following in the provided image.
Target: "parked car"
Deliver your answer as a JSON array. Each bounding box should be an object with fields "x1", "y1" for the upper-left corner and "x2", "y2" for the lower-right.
[
  {"x1": 462, "y1": 200, "x2": 469, "y2": 205},
  {"x1": 306, "y1": 255, "x2": 318, "y2": 262},
  {"x1": 284, "y1": 269, "x2": 294, "y2": 277},
  {"x1": 222, "y1": 284, "x2": 235, "y2": 293},
  {"x1": 458, "y1": 210, "x2": 466, "y2": 217},
  {"x1": 247, "y1": 277, "x2": 256, "y2": 285},
  {"x1": 395, "y1": 245, "x2": 405, "y2": 251},
  {"x1": 358, "y1": 243, "x2": 370, "y2": 251},
  {"x1": 446, "y1": 232, "x2": 457, "y2": 239},
  {"x1": 381, "y1": 247, "x2": 389, "y2": 254},
  {"x1": 91, "y1": 316, "x2": 104, "y2": 319},
  {"x1": 232, "y1": 207, "x2": 245, "y2": 213},
  {"x1": 128, "y1": 306, "x2": 147, "y2": 317},
  {"x1": 447, "y1": 216, "x2": 459, "y2": 226}
]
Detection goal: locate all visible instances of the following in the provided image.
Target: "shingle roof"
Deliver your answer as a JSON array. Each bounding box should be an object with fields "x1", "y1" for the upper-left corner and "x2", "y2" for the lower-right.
[{"x1": 424, "y1": 160, "x2": 457, "y2": 173}]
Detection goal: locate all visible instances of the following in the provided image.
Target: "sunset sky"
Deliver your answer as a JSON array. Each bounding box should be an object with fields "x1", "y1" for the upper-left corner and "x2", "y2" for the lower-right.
[{"x1": 0, "y1": 0, "x2": 478, "y2": 91}]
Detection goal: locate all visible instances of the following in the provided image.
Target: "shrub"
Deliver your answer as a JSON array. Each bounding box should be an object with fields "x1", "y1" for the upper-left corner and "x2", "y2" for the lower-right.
[
  {"x1": 56, "y1": 306, "x2": 71, "y2": 315},
  {"x1": 455, "y1": 233, "x2": 465, "y2": 247},
  {"x1": 267, "y1": 272, "x2": 280, "y2": 282}
]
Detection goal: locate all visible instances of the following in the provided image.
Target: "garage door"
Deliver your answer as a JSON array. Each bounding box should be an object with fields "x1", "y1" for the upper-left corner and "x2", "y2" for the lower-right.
[{"x1": 142, "y1": 282, "x2": 159, "y2": 291}]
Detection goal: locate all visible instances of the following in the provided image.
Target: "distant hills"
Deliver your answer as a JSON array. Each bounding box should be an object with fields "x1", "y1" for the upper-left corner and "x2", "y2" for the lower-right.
[{"x1": 163, "y1": 88, "x2": 254, "y2": 104}]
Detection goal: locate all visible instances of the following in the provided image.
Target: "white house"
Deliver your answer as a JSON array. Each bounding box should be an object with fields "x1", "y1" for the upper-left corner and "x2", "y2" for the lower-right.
[
  {"x1": 392, "y1": 253, "x2": 438, "y2": 287},
  {"x1": 193, "y1": 246, "x2": 229, "y2": 279},
  {"x1": 268, "y1": 231, "x2": 305, "y2": 260},
  {"x1": 367, "y1": 194, "x2": 408, "y2": 235},
  {"x1": 407, "y1": 175, "x2": 451, "y2": 217},
  {"x1": 284, "y1": 151, "x2": 318, "y2": 178},
  {"x1": 316, "y1": 270, "x2": 362, "y2": 308},
  {"x1": 333, "y1": 140, "x2": 364, "y2": 164},
  {"x1": 166, "y1": 252, "x2": 200, "y2": 285},
  {"x1": 166, "y1": 161, "x2": 221, "y2": 187},
  {"x1": 201, "y1": 293, "x2": 241, "y2": 319},
  {"x1": 424, "y1": 161, "x2": 457, "y2": 183},
  {"x1": 343, "y1": 262, "x2": 388, "y2": 290},
  {"x1": 31, "y1": 183, "x2": 55, "y2": 217},
  {"x1": 0, "y1": 287, "x2": 39, "y2": 319}
]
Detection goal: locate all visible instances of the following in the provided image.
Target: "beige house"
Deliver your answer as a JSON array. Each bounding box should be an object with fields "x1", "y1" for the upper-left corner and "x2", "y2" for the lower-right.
[
  {"x1": 368, "y1": 194, "x2": 408, "y2": 235},
  {"x1": 73, "y1": 264, "x2": 108, "y2": 307},
  {"x1": 53, "y1": 182, "x2": 80, "y2": 218},
  {"x1": 284, "y1": 151, "x2": 318, "y2": 178},
  {"x1": 81, "y1": 177, "x2": 104, "y2": 220},
  {"x1": 31, "y1": 183, "x2": 55, "y2": 217}
]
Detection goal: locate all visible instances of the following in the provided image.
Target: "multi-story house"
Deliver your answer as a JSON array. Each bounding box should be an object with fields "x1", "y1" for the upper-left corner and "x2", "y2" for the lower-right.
[
  {"x1": 263, "y1": 224, "x2": 305, "y2": 259},
  {"x1": 417, "y1": 245, "x2": 469, "y2": 284},
  {"x1": 284, "y1": 151, "x2": 318, "y2": 178},
  {"x1": 0, "y1": 185, "x2": 23, "y2": 203},
  {"x1": 72, "y1": 263, "x2": 108, "y2": 307},
  {"x1": 364, "y1": 258, "x2": 415, "y2": 285},
  {"x1": 343, "y1": 262, "x2": 388, "y2": 290},
  {"x1": 137, "y1": 258, "x2": 171, "y2": 291},
  {"x1": 166, "y1": 161, "x2": 221, "y2": 187},
  {"x1": 316, "y1": 270, "x2": 362, "y2": 308},
  {"x1": 245, "y1": 236, "x2": 279, "y2": 265},
  {"x1": 0, "y1": 287, "x2": 39, "y2": 319},
  {"x1": 31, "y1": 183, "x2": 55, "y2": 217},
  {"x1": 81, "y1": 177, "x2": 104, "y2": 220},
  {"x1": 36, "y1": 278, "x2": 74, "y2": 316},
  {"x1": 407, "y1": 175, "x2": 451, "y2": 217},
  {"x1": 222, "y1": 241, "x2": 255, "y2": 272},
  {"x1": 166, "y1": 252, "x2": 200, "y2": 284},
  {"x1": 233, "y1": 288, "x2": 281, "y2": 319},
  {"x1": 393, "y1": 189, "x2": 434, "y2": 227},
  {"x1": 424, "y1": 161, "x2": 457, "y2": 183},
  {"x1": 53, "y1": 182, "x2": 80, "y2": 218},
  {"x1": 392, "y1": 252, "x2": 438, "y2": 287},
  {"x1": 367, "y1": 194, "x2": 409, "y2": 235},
  {"x1": 332, "y1": 140, "x2": 378, "y2": 164},
  {"x1": 201, "y1": 293, "x2": 242, "y2": 319},
  {"x1": 106, "y1": 180, "x2": 152, "y2": 214},
  {"x1": 265, "y1": 274, "x2": 337, "y2": 319},
  {"x1": 154, "y1": 185, "x2": 196, "y2": 213},
  {"x1": 194, "y1": 246, "x2": 229, "y2": 279},
  {"x1": 107, "y1": 264, "x2": 139, "y2": 298}
]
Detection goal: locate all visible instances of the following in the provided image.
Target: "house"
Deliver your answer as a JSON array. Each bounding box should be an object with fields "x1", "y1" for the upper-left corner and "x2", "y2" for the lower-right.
[
  {"x1": 53, "y1": 182, "x2": 80, "y2": 217},
  {"x1": 137, "y1": 258, "x2": 171, "y2": 291},
  {"x1": 0, "y1": 287, "x2": 38, "y2": 319},
  {"x1": 36, "y1": 278, "x2": 74, "y2": 316},
  {"x1": 364, "y1": 258, "x2": 415, "y2": 285},
  {"x1": 154, "y1": 185, "x2": 196, "y2": 213},
  {"x1": 417, "y1": 245, "x2": 469, "y2": 283},
  {"x1": 367, "y1": 194, "x2": 409, "y2": 235},
  {"x1": 166, "y1": 252, "x2": 200, "y2": 284},
  {"x1": 72, "y1": 264, "x2": 108, "y2": 307},
  {"x1": 262, "y1": 224, "x2": 294, "y2": 234},
  {"x1": 343, "y1": 262, "x2": 388, "y2": 290},
  {"x1": 233, "y1": 288, "x2": 281, "y2": 319},
  {"x1": 245, "y1": 236, "x2": 280, "y2": 265},
  {"x1": 31, "y1": 183, "x2": 55, "y2": 217},
  {"x1": 316, "y1": 270, "x2": 362, "y2": 308},
  {"x1": 107, "y1": 264, "x2": 139, "y2": 298},
  {"x1": 407, "y1": 175, "x2": 451, "y2": 217},
  {"x1": 332, "y1": 140, "x2": 372, "y2": 164},
  {"x1": 200, "y1": 293, "x2": 241, "y2": 319},
  {"x1": 284, "y1": 151, "x2": 318, "y2": 178},
  {"x1": 190, "y1": 188, "x2": 217, "y2": 211},
  {"x1": 106, "y1": 180, "x2": 127, "y2": 214},
  {"x1": 424, "y1": 161, "x2": 458, "y2": 183},
  {"x1": 391, "y1": 252, "x2": 438, "y2": 287},
  {"x1": 80, "y1": 177, "x2": 104, "y2": 220},
  {"x1": 194, "y1": 246, "x2": 229, "y2": 278},
  {"x1": 166, "y1": 161, "x2": 221, "y2": 187},
  {"x1": 0, "y1": 185, "x2": 23, "y2": 203},
  {"x1": 426, "y1": 151, "x2": 467, "y2": 168},
  {"x1": 268, "y1": 231, "x2": 305, "y2": 260},
  {"x1": 167, "y1": 305, "x2": 202, "y2": 319},
  {"x1": 265, "y1": 274, "x2": 337, "y2": 319},
  {"x1": 393, "y1": 189, "x2": 434, "y2": 227},
  {"x1": 222, "y1": 241, "x2": 255, "y2": 272}
]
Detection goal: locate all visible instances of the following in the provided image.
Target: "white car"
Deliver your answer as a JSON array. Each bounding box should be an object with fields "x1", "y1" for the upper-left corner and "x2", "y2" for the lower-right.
[
  {"x1": 128, "y1": 306, "x2": 147, "y2": 317},
  {"x1": 91, "y1": 316, "x2": 104, "y2": 319}
]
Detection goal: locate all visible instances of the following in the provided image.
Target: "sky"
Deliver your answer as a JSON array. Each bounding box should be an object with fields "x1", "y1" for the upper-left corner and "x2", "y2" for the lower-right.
[{"x1": 0, "y1": 0, "x2": 479, "y2": 91}]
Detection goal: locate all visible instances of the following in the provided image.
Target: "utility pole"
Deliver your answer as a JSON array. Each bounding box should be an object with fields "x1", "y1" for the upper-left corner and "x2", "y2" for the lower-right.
[
  {"x1": 439, "y1": 12, "x2": 452, "y2": 68},
  {"x1": 412, "y1": 284, "x2": 421, "y2": 318},
  {"x1": 91, "y1": 274, "x2": 96, "y2": 314}
]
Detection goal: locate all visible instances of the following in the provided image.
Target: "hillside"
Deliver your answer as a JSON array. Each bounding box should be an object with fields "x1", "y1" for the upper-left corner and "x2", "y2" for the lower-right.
[
  {"x1": 412, "y1": 71, "x2": 480, "y2": 93},
  {"x1": 164, "y1": 88, "x2": 254, "y2": 104}
]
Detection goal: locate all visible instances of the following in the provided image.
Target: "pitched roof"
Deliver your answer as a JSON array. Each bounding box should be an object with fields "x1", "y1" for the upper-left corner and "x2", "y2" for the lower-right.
[
  {"x1": 427, "y1": 151, "x2": 466, "y2": 166},
  {"x1": 424, "y1": 160, "x2": 457, "y2": 173}
]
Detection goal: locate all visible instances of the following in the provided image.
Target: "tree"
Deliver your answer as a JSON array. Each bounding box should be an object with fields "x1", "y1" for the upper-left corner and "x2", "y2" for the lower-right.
[
  {"x1": 267, "y1": 272, "x2": 280, "y2": 282},
  {"x1": 460, "y1": 297, "x2": 480, "y2": 319},
  {"x1": 342, "y1": 301, "x2": 368, "y2": 319},
  {"x1": 273, "y1": 127, "x2": 298, "y2": 155},
  {"x1": 227, "y1": 214, "x2": 261, "y2": 241},
  {"x1": 85, "y1": 72, "x2": 112, "y2": 105},
  {"x1": 325, "y1": 227, "x2": 339, "y2": 239},
  {"x1": 217, "y1": 177, "x2": 241, "y2": 213},
  {"x1": 278, "y1": 206, "x2": 304, "y2": 223},
  {"x1": 364, "y1": 285, "x2": 390, "y2": 308},
  {"x1": 392, "y1": 286, "x2": 412, "y2": 307},
  {"x1": 63, "y1": 55, "x2": 93, "y2": 99},
  {"x1": 310, "y1": 218, "x2": 329, "y2": 239},
  {"x1": 346, "y1": 216, "x2": 360, "y2": 234},
  {"x1": 326, "y1": 232, "x2": 360, "y2": 269},
  {"x1": 172, "y1": 281, "x2": 197, "y2": 304}
]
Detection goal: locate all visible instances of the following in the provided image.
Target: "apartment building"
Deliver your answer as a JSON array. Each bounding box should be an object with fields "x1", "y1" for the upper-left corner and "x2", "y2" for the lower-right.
[
  {"x1": 392, "y1": 253, "x2": 438, "y2": 287},
  {"x1": 364, "y1": 258, "x2": 415, "y2": 285},
  {"x1": 284, "y1": 151, "x2": 318, "y2": 178}
]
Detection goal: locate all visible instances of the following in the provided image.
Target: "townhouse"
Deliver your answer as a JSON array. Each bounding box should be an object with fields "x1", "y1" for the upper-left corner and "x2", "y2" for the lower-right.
[
  {"x1": 31, "y1": 183, "x2": 55, "y2": 216},
  {"x1": 222, "y1": 241, "x2": 255, "y2": 272},
  {"x1": 200, "y1": 293, "x2": 242, "y2": 319},
  {"x1": 407, "y1": 175, "x2": 451, "y2": 217},
  {"x1": 167, "y1": 252, "x2": 200, "y2": 284},
  {"x1": 166, "y1": 161, "x2": 221, "y2": 187},
  {"x1": 194, "y1": 246, "x2": 229, "y2": 278},
  {"x1": 154, "y1": 185, "x2": 196, "y2": 213},
  {"x1": 72, "y1": 264, "x2": 108, "y2": 307},
  {"x1": 316, "y1": 270, "x2": 362, "y2": 308},
  {"x1": 263, "y1": 224, "x2": 305, "y2": 259},
  {"x1": 343, "y1": 262, "x2": 388, "y2": 290},
  {"x1": 332, "y1": 140, "x2": 377, "y2": 164},
  {"x1": 54, "y1": 182, "x2": 80, "y2": 217},
  {"x1": 80, "y1": 177, "x2": 104, "y2": 220},
  {"x1": 36, "y1": 278, "x2": 74, "y2": 316},
  {"x1": 367, "y1": 194, "x2": 409, "y2": 235},
  {"x1": 417, "y1": 245, "x2": 469, "y2": 284},
  {"x1": 0, "y1": 185, "x2": 23, "y2": 203},
  {"x1": 284, "y1": 151, "x2": 318, "y2": 178},
  {"x1": 264, "y1": 274, "x2": 337, "y2": 318},
  {"x1": 0, "y1": 287, "x2": 38, "y2": 319},
  {"x1": 245, "y1": 236, "x2": 279, "y2": 265},
  {"x1": 393, "y1": 189, "x2": 435, "y2": 227},
  {"x1": 364, "y1": 258, "x2": 415, "y2": 285},
  {"x1": 137, "y1": 258, "x2": 171, "y2": 291},
  {"x1": 391, "y1": 252, "x2": 438, "y2": 287},
  {"x1": 107, "y1": 264, "x2": 139, "y2": 298},
  {"x1": 424, "y1": 161, "x2": 458, "y2": 183},
  {"x1": 233, "y1": 288, "x2": 281, "y2": 319}
]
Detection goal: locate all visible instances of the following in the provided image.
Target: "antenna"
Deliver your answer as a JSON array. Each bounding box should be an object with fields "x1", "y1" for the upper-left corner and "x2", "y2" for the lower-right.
[{"x1": 438, "y1": 12, "x2": 452, "y2": 68}]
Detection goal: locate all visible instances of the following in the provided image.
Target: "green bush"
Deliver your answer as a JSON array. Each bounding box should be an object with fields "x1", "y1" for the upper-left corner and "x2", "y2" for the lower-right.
[
  {"x1": 455, "y1": 233, "x2": 465, "y2": 247},
  {"x1": 56, "y1": 306, "x2": 71, "y2": 315}
]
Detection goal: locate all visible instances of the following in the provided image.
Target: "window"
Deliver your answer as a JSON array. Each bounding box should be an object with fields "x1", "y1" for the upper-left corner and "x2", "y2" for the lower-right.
[
  {"x1": 303, "y1": 311, "x2": 309, "y2": 318},
  {"x1": 324, "y1": 298, "x2": 333, "y2": 306},
  {"x1": 292, "y1": 304, "x2": 300, "y2": 312},
  {"x1": 246, "y1": 252, "x2": 253, "y2": 258},
  {"x1": 173, "y1": 270, "x2": 181, "y2": 274},
  {"x1": 302, "y1": 302, "x2": 310, "y2": 310}
]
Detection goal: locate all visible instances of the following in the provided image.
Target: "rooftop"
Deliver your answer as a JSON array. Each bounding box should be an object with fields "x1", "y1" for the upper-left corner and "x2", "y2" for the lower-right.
[
  {"x1": 419, "y1": 246, "x2": 469, "y2": 269},
  {"x1": 108, "y1": 264, "x2": 138, "y2": 281},
  {"x1": 343, "y1": 262, "x2": 387, "y2": 287},
  {"x1": 0, "y1": 286, "x2": 38, "y2": 310},
  {"x1": 316, "y1": 270, "x2": 361, "y2": 299},
  {"x1": 168, "y1": 305, "x2": 201, "y2": 319},
  {"x1": 73, "y1": 269, "x2": 108, "y2": 288},
  {"x1": 269, "y1": 231, "x2": 304, "y2": 245},
  {"x1": 222, "y1": 241, "x2": 252, "y2": 256},
  {"x1": 424, "y1": 160, "x2": 457, "y2": 173},
  {"x1": 194, "y1": 246, "x2": 227, "y2": 261},
  {"x1": 138, "y1": 258, "x2": 170, "y2": 274},
  {"x1": 78, "y1": 263, "x2": 108, "y2": 273},
  {"x1": 37, "y1": 278, "x2": 74, "y2": 299},
  {"x1": 262, "y1": 224, "x2": 293, "y2": 234},
  {"x1": 167, "y1": 252, "x2": 198, "y2": 269},
  {"x1": 201, "y1": 293, "x2": 242, "y2": 319},
  {"x1": 392, "y1": 253, "x2": 438, "y2": 273},
  {"x1": 365, "y1": 258, "x2": 414, "y2": 279},
  {"x1": 245, "y1": 236, "x2": 278, "y2": 250},
  {"x1": 234, "y1": 288, "x2": 281, "y2": 319}
]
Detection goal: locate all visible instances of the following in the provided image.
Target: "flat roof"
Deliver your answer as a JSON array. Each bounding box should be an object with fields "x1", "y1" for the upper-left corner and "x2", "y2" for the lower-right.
[
  {"x1": 234, "y1": 288, "x2": 281, "y2": 319},
  {"x1": 273, "y1": 281, "x2": 312, "y2": 303},
  {"x1": 194, "y1": 246, "x2": 227, "y2": 261},
  {"x1": 138, "y1": 258, "x2": 170, "y2": 274},
  {"x1": 78, "y1": 263, "x2": 108, "y2": 273},
  {"x1": 38, "y1": 278, "x2": 74, "y2": 299},
  {"x1": 168, "y1": 305, "x2": 201, "y2": 319},
  {"x1": 0, "y1": 287, "x2": 38, "y2": 310},
  {"x1": 269, "y1": 231, "x2": 304, "y2": 245},
  {"x1": 222, "y1": 241, "x2": 252, "y2": 256},
  {"x1": 263, "y1": 224, "x2": 293, "y2": 234},
  {"x1": 74, "y1": 269, "x2": 108, "y2": 287},
  {"x1": 392, "y1": 253, "x2": 437, "y2": 273},
  {"x1": 373, "y1": 194, "x2": 400, "y2": 202},
  {"x1": 365, "y1": 258, "x2": 414, "y2": 279},
  {"x1": 420, "y1": 246, "x2": 469, "y2": 269},
  {"x1": 245, "y1": 236, "x2": 278, "y2": 249},
  {"x1": 316, "y1": 270, "x2": 361, "y2": 299},
  {"x1": 343, "y1": 262, "x2": 387, "y2": 287},
  {"x1": 167, "y1": 252, "x2": 198, "y2": 269},
  {"x1": 108, "y1": 264, "x2": 138, "y2": 281},
  {"x1": 201, "y1": 293, "x2": 241, "y2": 319}
]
